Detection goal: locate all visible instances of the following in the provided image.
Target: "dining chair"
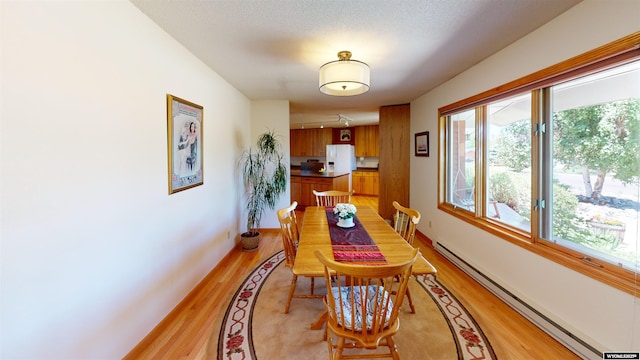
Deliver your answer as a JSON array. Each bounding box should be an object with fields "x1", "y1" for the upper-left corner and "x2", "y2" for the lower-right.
[
  {"x1": 453, "y1": 184, "x2": 501, "y2": 219},
  {"x1": 277, "y1": 201, "x2": 324, "y2": 313},
  {"x1": 313, "y1": 189, "x2": 354, "y2": 207},
  {"x1": 391, "y1": 201, "x2": 422, "y2": 314},
  {"x1": 392, "y1": 201, "x2": 421, "y2": 246},
  {"x1": 315, "y1": 248, "x2": 419, "y2": 360}
]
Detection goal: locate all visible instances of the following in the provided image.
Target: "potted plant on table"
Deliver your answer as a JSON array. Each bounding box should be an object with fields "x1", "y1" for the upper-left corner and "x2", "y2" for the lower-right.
[
  {"x1": 334, "y1": 203, "x2": 357, "y2": 228},
  {"x1": 239, "y1": 130, "x2": 288, "y2": 251}
]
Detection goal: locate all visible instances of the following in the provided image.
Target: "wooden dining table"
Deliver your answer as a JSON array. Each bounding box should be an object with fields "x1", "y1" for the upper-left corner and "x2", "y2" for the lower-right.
[{"x1": 293, "y1": 205, "x2": 438, "y2": 329}]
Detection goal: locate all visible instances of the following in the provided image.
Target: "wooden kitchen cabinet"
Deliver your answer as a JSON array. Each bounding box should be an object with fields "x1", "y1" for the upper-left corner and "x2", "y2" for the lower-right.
[
  {"x1": 352, "y1": 171, "x2": 362, "y2": 194},
  {"x1": 371, "y1": 172, "x2": 379, "y2": 196},
  {"x1": 300, "y1": 177, "x2": 332, "y2": 207},
  {"x1": 291, "y1": 172, "x2": 349, "y2": 207},
  {"x1": 290, "y1": 129, "x2": 299, "y2": 156},
  {"x1": 290, "y1": 128, "x2": 333, "y2": 157},
  {"x1": 290, "y1": 129, "x2": 311, "y2": 156},
  {"x1": 291, "y1": 176, "x2": 302, "y2": 204},
  {"x1": 355, "y1": 125, "x2": 379, "y2": 157},
  {"x1": 315, "y1": 128, "x2": 333, "y2": 156},
  {"x1": 352, "y1": 170, "x2": 379, "y2": 196}
]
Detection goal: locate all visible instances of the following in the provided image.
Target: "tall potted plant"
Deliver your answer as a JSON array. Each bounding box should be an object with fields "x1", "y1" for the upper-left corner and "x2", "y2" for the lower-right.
[{"x1": 239, "y1": 130, "x2": 288, "y2": 251}]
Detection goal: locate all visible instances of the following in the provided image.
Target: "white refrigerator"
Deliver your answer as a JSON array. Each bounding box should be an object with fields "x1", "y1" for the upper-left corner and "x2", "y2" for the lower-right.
[{"x1": 326, "y1": 144, "x2": 357, "y2": 191}]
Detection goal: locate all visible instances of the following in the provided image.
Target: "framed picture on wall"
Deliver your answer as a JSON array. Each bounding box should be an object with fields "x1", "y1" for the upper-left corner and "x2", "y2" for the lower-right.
[
  {"x1": 415, "y1": 131, "x2": 429, "y2": 157},
  {"x1": 167, "y1": 94, "x2": 204, "y2": 194},
  {"x1": 340, "y1": 129, "x2": 351, "y2": 142}
]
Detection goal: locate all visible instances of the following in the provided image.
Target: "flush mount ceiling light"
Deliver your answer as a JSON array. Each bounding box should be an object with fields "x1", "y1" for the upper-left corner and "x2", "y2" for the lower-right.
[{"x1": 319, "y1": 51, "x2": 370, "y2": 96}]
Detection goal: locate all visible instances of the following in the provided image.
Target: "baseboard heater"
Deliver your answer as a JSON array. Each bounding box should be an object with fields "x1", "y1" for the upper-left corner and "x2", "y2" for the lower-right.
[{"x1": 434, "y1": 241, "x2": 602, "y2": 360}]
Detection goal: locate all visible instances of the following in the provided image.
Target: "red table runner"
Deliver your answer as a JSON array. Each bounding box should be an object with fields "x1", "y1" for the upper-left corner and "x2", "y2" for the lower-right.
[{"x1": 325, "y1": 209, "x2": 387, "y2": 265}]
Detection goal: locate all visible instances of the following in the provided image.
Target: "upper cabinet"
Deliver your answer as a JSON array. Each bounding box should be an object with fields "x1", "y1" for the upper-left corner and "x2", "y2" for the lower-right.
[
  {"x1": 290, "y1": 129, "x2": 307, "y2": 156},
  {"x1": 290, "y1": 128, "x2": 333, "y2": 157},
  {"x1": 355, "y1": 125, "x2": 379, "y2": 157},
  {"x1": 291, "y1": 125, "x2": 379, "y2": 158},
  {"x1": 316, "y1": 128, "x2": 333, "y2": 156}
]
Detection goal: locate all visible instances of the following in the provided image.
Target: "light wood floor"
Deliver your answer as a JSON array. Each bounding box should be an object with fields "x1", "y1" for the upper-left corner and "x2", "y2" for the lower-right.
[{"x1": 124, "y1": 195, "x2": 579, "y2": 360}]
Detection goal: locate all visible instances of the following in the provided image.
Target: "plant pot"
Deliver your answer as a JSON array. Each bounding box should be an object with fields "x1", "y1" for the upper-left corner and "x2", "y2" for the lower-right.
[
  {"x1": 240, "y1": 231, "x2": 260, "y2": 252},
  {"x1": 337, "y1": 217, "x2": 355, "y2": 228}
]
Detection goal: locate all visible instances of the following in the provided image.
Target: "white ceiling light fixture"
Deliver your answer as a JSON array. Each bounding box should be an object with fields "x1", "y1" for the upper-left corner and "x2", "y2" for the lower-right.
[
  {"x1": 319, "y1": 51, "x2": 370, "y2": 96},
  {"x1": 338, "y1": 114, "x2": 352, "y2": 127}
]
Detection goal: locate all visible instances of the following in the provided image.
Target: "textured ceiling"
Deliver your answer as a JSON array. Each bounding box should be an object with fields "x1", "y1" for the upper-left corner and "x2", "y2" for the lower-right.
[{"x1": 131, "y1": 0, "x2": 581, "y2": 128}]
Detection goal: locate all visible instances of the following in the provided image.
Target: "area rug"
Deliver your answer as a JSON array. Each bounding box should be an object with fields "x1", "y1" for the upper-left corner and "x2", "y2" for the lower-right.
[{"x1": 208, "y1": 251, "x2": 496, "y2": 360}]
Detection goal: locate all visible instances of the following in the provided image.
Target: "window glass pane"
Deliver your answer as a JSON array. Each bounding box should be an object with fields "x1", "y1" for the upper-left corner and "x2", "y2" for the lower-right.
[
  {"x1": 549, "y1": 60, "x2": 640, "y2": 270},
  {"x1": 487, "y1": 94, "x2": 532, "y2": 232},
  {"x1": 447, "y1": 109, "x2": 476, "y2": 211}
]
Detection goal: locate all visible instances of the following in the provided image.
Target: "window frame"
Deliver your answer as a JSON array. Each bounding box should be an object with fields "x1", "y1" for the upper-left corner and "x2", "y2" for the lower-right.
[{"x1": 437, "y1": 32, "x2": 640, "y2": 296}]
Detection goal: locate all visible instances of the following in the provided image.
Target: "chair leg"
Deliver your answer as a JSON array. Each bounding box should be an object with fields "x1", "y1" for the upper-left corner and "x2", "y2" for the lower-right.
[
  {"x1": 405, "y1": 286, "x2": 416, "y2": 314},
  {"x1": 285, "y1": 274, "x2": 298, "y2": 314},
  {"x1": 335, "y1": 337, "x2": 345, "y2": 360},
  {"x1": 492, "y1": 200, "x2": 501, "y2": 219},
  {"x1": 310, "y1": 276, "x2": 315, "y2": 295},
  {"x1": 395, "y1": 275, "x2": 416, "y2": 313},
  {"x1": 326, "y1": 329, "x2": 334, "y2": 360},
  {"x1": 387, "y1": 336, "x2": 400, "y2": 360}
]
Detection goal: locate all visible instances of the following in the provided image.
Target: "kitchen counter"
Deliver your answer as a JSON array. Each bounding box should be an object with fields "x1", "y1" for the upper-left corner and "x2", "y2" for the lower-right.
[
  {"x1": 290, "y1": 170, "x2": 350, "y2": 207},
  {"x1": 290, "y1": 169, "x2": 350, "y2": 178}
]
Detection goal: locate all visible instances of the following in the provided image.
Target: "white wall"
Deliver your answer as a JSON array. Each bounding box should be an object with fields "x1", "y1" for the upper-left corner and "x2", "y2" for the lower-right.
[
  {"x1": 0, "y1": 1, "x2": 263, "y2": 358},
  {"x1": 411, "y1": 0, "x2": 640, "y2": 354},
  {"x1": 247, "y1": 100, "x2": 292, "y2": 230}
]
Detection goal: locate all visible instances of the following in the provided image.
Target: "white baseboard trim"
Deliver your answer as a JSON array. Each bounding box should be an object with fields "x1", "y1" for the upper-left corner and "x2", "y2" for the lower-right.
[{"x1": 434, "y1": 241, "x2": 602, "y2": 360}]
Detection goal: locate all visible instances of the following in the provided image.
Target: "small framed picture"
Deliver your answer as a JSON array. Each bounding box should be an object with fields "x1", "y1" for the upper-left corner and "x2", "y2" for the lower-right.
[
  {"x1": 167, "y1": 94, "x2": 204, "y2": 194},
  {"x1": 415, "y1": 131, "x2": 429, "y2": 157},
  {"x1": 340, "y1": 129, "x2": 351, "y2": 142}
]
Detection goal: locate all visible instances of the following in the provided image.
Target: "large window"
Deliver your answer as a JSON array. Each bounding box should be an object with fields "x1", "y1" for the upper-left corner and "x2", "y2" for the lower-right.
[
  {"x1": 487, "y1": 93, "x2": 532, "y2": 232},
  {"x1": 544, "y1": 63, "x2": 640, "y2": 270},
  {"x1": 446, "y1": 109, "x2": 476, "y2": 211},
  {"x1": 439, "y1": 33, "x2": 640, "y2": 295}
]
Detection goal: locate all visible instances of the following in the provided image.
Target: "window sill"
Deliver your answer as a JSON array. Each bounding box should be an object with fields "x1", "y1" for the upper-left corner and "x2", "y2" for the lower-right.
[{"x1": 438, "y1": 202, "x2": 638, "y2": 296}]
